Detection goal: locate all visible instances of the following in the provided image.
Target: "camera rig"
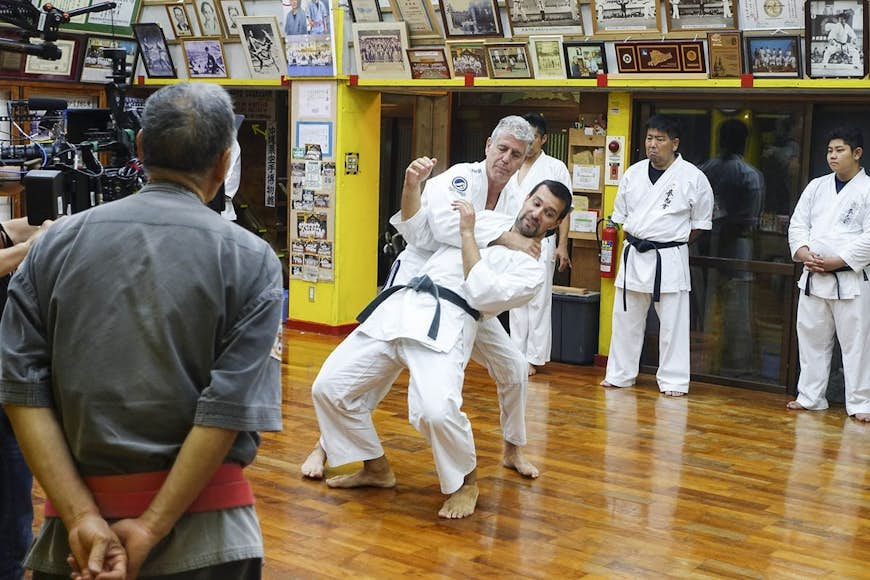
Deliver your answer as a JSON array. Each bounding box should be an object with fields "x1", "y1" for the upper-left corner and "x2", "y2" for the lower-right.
[{"x1": 0, "y1": 0, "x2": 145, "y2": 224}]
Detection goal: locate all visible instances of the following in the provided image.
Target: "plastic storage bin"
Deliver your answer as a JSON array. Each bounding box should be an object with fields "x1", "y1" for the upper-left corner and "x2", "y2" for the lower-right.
[{"x1": 551, "y1": 288, "x2": 600, "y2": 365}]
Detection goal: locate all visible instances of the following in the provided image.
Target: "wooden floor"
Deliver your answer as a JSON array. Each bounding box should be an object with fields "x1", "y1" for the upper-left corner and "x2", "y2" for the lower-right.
[{"x1": 33, "y1": 329, "x2": 870, "y2": 578}]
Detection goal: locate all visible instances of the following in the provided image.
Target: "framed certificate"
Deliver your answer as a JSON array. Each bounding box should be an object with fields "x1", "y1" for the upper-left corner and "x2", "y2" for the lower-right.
[
  {"x1": 739, "y1": 0, "x2": 803, "y2": 30},
  {"x1": 388, "y1": 0, "x2": 442, "y2": 41}
]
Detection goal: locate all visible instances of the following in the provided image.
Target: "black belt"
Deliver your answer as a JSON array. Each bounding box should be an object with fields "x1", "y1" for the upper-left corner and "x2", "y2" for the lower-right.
[
  {"x1": 622, "y1": 233, "x2": 687, "y2": 311},
  {"x1": 805, "y1": 266, "x2": 868, "y2": 299},
  {"x1": 356, "y1": 274, "x2": 480, "y2": 340}
]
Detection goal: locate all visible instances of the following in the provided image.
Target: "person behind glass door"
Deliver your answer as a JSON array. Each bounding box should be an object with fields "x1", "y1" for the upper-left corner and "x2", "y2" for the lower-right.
[
  {"x1": 600, "y1": 114, "x2": 714, "y2": 397},
  {"x1": 787, "y1": 126, "x2": 870, "y2": 421}
]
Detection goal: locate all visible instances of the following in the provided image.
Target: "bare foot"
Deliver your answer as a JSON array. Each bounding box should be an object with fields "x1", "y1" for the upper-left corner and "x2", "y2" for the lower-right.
[
  {"x1": 600, "y1": 379, "x2": 613, "y2": 387},
  {"x1": 527, "y1": 364, "x2": 537, "y2": 376},
  {"x1": 502, "y1": 440, "x2": 539, "y2": 478},
  {"x1": 786, "y1": 400, "x2": 805, "y2": 410},
  {"x1": 853, "y1": 413, "x2": 870, "y2": 422},
  {"x1": 300, "y1": 442, "x2": 327, "y2": 479},
  {"x1": 663, "y1": 391, "x2": 686, "y2": 397},
  {"x1": 438, "y1": 470, "x2": 479, "y2": 519},
  {"x1": 326, "y1": 455, "x2": 396, "y2": 489}
]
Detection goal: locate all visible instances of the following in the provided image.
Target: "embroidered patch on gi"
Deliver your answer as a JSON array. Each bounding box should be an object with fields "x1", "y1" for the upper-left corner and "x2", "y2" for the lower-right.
[
  {"x1": 271, "y1": 322, "x2": 283, "y2": 361},
  {"x1": 451, "y1": 176, "x2": 468, "y2": 194}
]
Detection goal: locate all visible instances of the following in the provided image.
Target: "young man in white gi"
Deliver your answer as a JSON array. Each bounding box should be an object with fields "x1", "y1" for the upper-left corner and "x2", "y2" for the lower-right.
[
  {"x1": 787, "y1": 127, "x2": 870, "y2": 422},
  {"x1": 601, "y1": 114, "x2": 714, "y2": 396},
  {"x1": 302, "y1": 116, "x2": 544, "y2": 479},
  {"x1": 506, "y1": 113, "x2": 572, "y2": 376},
  {"x1": 312, "y1": 182, "x2": 572, "y2": 519}
]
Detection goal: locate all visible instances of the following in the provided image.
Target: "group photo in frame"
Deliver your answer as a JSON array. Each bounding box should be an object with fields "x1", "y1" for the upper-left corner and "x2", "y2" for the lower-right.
[
  {"x1": 195, "y1": 0, "x2": 226, "y2": 36},
  {"x1": 745, "y1": 34, "x2": 802, "y2": 77},
  {"x1": 352, "y1": 22, "x2": 412, "y2": 79},
  {"x1": 485, "y1": 43, "x2": 532, "y2": 78},
  {"x1": 438, "y1": 0, "x2": 502, "y2": 38},
  {"x1": 445, "y1": 40, "x2": 488, "y2": 77},
  {"x1": 563, "y1": 41, "x2": 606, "y2": 78},
  {"x1": 805, "y1": 0, "x2": 868, "y2": 78},
  {"x1": 134, "y1": 23, "x2": 177, "y2": 78},
  {"x1": 528, "y1": 35, "x2": 566, "y2": 79},
  {"x1": 80, "y1": 36, "x2": 138, "y2": 83},
  {"x1": 591, "y1": 0, "x2": 660, "y2": 34},
  {"x1": 165, "y1": 3, "x2": 197, "y2": 38},
  {"x1": 739, "y1": 0, "x2": 803, "y2": 30},
  {"x1": 388, "y1": 0, "x2": 443, "y2": 42},
  {"x1": 666, "y1": 0, "x2": 738, "y2": 31},
  {"x1": 220, "y1": 0, "x2": 246, "y2": 37},
  {"x1": 182, "y1": 38, "x2": 228, "y2": 77},
  {"x1": 348, "y1": 0, "x2": 383, "y2": 22},
  {"x1": 236, "y1": 16, "x2": 287, "y2": 78},
  {"x1": 406, "y1": 47, "x2": 452, "y2": 78},
  {"x1": 506, "y1": 0, "x2": 583, "y2": 36}
]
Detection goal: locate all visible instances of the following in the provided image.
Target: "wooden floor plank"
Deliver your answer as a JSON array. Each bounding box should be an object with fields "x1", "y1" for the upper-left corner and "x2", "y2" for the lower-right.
[{"x1": 29, "y1": 329, "x2": 870, "y2": 578}]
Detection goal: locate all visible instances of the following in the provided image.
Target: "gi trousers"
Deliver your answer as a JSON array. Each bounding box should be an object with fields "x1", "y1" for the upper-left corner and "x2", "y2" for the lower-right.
[
  {"x1": 605, "y1": 288, "x2": 691, "y2": 393},
  {"x1": 795, "y1": 292, "x2": 870, "y2": 415},
  {"x1": 313, "y1": 329, "x2": 477, "y2": 494}
]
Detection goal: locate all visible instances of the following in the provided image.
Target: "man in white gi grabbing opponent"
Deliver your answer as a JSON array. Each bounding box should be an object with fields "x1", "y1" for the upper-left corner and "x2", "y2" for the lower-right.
[
  {"x1": 601, "y1": 114, "x2": 713, "y2": 396},
  {"x1": 303, "y1": 116, "x2": 545, "y2": 479},
  {"x1": 311, "y1": 180, "x2": 572, "y2": 519},
  {"x1": 787, "y1": 127, "x2": 870, "y2": 422}
]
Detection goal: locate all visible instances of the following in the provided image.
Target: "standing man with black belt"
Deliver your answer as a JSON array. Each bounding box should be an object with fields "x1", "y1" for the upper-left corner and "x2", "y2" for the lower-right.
[{"x1": 601, "y1": 114, "x2": 713, "y2": 396}]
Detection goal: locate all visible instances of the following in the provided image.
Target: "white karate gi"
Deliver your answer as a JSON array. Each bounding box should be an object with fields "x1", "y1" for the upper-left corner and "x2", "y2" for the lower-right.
[
  {"x1": 312, "y1": 244, "x2": 543, "y2": 494},
  {"x1": 504, "y1": 152, "x2": 572, "y2": 366},
  {"x1": 604, "y1": 155, "x2": 713, "y2": 393},
  {"x1": 788, "y1": 169, "x2": 870, "y2": 416}
]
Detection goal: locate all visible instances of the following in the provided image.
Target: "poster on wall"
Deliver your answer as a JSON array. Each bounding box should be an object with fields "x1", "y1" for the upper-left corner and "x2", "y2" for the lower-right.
[
  {"x1": 290, "y1": 144, "x2": 335, "y2": 282},
  {"x1": 282, "y1": 0, "x2": 336, "y2": 76}
]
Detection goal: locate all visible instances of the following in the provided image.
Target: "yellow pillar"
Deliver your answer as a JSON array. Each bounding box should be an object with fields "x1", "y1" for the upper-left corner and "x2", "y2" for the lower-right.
[
  {"x1": 288, "y1": 82, "x2": 381, "y2": 331},
  {"x1": 598, "y1": 91, "x2": 631, "y2": 358}
]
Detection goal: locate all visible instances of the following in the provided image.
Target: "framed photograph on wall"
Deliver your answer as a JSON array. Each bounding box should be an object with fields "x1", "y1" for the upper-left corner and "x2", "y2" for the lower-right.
[
  {"x1": 219, "y1": 0, "x2": 246, "y2": 37},
  {"x1": 23, "y1": 38, "x2": 82, "y2": 81},
  {"x1": 55, "y1": 0, "x2": 143, "y2": 37},
  {"x1": 407, "y1": 47, "x2": 452, "y2": 78},
  {"x1": 666, "y1": 0, "x2": 738, "y2": 31},
  {"x1": 236, "y1": 16, "x2": 286, "y2": 78},
  {"x1": 563, "y1": 41, "x2": 606, "y2": 78},
  {"x1": 352, "y1": 22, "x2": 412, "y2": 79},
  {"x1": 438, "y1": 0, "x2": 503, "y2": 38},
  {"x1": 745, "y1": 34, "x2": 802, "y2": 77},
  {"x1": 805, "y1": 0, "x2": 868, "y2": 78},
  {"x1": 446, "y1": 40, "x2": 488, "y2": 77},
  {"x1": 80, "y1": 36, "x2": 138, "y2": 83},
  {"x1": 165, "y1": 3, "x2": 195, "y2": 38},
  {"x1": 506, "y1": 0, "x2": 583, "y2": 36},
  {"x1": 182, "y1": 38, "x2": 228, "y2": 78},
  {"x1": 485, "y1": 43, "x2": 532, "y2": 78},
  {"x1": 591, "y1": 0, "x2": 660, "y2": 33},
  {"x1": 388, "y1": 0, "x2": 442, "y2": 42},
  {"x1": 739, "y1": 0, "x2": 803, "y2": 30},
  {"x1": 348, "y1": 0, "x2": 382, "y2": 22},
  {"x1": 134, "y1": 23, "x2": 176, "y2": 78},
  {"x1": 195, "y1": 0, "x2": 225, "y2": 37},
  {"x1": 528, "y1": 35, "x2": 565, "y2": 79}
]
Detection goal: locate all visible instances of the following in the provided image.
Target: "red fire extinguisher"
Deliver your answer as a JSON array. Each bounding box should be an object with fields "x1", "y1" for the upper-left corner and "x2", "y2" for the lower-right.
[{"x1": 597, "y1": 216, "x2": 619, "y2": 278}]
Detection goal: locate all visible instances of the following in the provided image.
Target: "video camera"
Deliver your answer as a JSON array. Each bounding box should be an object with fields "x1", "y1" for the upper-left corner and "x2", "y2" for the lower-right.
[{"x1": 0, "y1": 48, "x2": 145, "y2": 225}]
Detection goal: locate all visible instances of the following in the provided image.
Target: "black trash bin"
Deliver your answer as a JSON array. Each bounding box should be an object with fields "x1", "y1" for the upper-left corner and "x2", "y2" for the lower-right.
[{"x1": 551, "y1": 288, "x2": 600, "y2": 365}]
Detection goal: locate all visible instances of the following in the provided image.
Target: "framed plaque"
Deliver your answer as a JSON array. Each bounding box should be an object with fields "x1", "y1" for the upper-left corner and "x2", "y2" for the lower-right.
[
  {"x1": 388, "y1": 0, "x2": 442, "y2": 42},
  {"x1": 739, "y1": 0, "x2": 803, "y2": 30},
  {"x1": 805, "y1": 0, "x2": 868, "y2": 78},
  {"x1": 667, "y1": 0, "x2": 738, "y2": 31},
  {"x1": 707, "y1": 31, "x2": 742, "y2": 77},
  {"x1": 615, "y1": 41, "x2": 706, "y2": 73},
  {"x1": 407, "y1": 47, "x2": 451, "y2": 78},
  {"x1": 745, "y1": 35, "x2": 801, "y2": 77},
  {"x1": 348, "y1": 0, "x2": 383, "y2": 22}
]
